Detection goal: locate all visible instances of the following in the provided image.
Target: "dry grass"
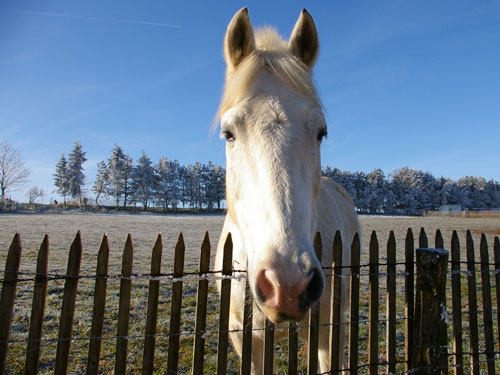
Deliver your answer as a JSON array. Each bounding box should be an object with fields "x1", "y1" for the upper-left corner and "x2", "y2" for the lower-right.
[{"x1": 1, "y1": 213, "x2": 499, "y2": 374}]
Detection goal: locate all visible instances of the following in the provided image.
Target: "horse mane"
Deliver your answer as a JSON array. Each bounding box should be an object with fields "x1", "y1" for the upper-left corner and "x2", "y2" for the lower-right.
[{"x1": 216, "y1": 27, "x2": 321, "y2": 124}]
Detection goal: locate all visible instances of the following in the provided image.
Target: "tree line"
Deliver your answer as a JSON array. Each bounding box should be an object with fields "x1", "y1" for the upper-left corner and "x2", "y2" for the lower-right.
[
  {"x1": 46, "y1": 141, "x2": 500, "y2": 214},
  {"x1": 324, "y1": 166, "x2": 500, "y2": 214},
  {"x1": 53, "y1": 142, "x2": 225, "y2": 211},
  {"x1": 3, "y1": 139, "x2": 498, "y2": 213}
]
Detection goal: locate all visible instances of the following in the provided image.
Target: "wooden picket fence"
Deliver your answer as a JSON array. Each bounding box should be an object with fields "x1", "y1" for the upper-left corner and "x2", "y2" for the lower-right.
[{"x1": 1, "y1": 228, "x2": 500, "y2": 374}]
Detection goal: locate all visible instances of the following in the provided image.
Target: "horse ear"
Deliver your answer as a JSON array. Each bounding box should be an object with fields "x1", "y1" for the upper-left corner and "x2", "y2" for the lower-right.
[
  {"x1": 224, "y1": 7, "x2": 255, "y2": 73},
  {"x1": 288, "y1": 9, "x2": 319, "y2": 68}
]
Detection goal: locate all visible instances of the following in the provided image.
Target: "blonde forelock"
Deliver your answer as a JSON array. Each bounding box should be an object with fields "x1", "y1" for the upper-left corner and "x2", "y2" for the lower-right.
[{"x1": 214, "y1": 27, "x2": 321, "y2": 128}]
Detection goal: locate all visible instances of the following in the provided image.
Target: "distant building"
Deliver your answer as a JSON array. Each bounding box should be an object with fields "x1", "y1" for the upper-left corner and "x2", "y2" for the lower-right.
[{"x1": 439, "y1": 204, "x2": 462, "y2": 212}]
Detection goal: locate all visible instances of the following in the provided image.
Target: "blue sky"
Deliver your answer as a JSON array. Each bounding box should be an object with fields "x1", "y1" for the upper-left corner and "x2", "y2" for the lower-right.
[{"x1": 1, "y1": 0, "x2": 499, "y2": 202}]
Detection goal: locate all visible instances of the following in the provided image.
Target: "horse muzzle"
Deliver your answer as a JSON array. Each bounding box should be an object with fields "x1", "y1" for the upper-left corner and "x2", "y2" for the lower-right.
[{"x1": 254, "y1": 263, "x2": 324, "y2": 323}]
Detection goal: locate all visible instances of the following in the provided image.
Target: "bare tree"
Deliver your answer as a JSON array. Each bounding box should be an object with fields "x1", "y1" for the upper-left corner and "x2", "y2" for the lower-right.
[
  {"x1": 26, "y1": 186, "x2": 44, "y2": 205},
  {"x1": 0, "y1": 141, "x2": 31, "y2": 204}
]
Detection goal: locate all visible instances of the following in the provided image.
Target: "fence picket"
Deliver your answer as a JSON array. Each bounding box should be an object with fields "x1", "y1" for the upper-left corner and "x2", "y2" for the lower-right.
[
  {"x1": 216, "y1": 233, "x2": 233, "y2": 375},
  {"x1": 167, "y1": 233, "x2": 186, "y2": 375},
  {"x1": 142, "y1": 234, "x2": 163, "y2": 375},
  {"x1": 192, "y1": 232, "x2": 211, "y2": 375},
  {"x1": 25, "y1": 235, "x2": 49, "y2": 375},
  {"x1": 307, "y1": 233, "x2": 322, "y2": 375},
  {"x1": 494, "y1": 237, "x2": 500, "y2": 352},
  {"x1": 114, "y1": 234, "x2": 134, "y2": 375},
  {"x1": 466, "y1": 230, "x2": 480, "y2": 375},
  {"x1": 241, "y1": 279, "x2": 253, "y2": 375},
  {"x1": 263, "y1": 319, "x2": 275, "y2": 375},
  {"x1": 419, "y1": 227, "x2": 428, "y2": 248},
  {"x1": 0, "y1": 233, "x2": 22, "y2": 375},
  {"x1": 435, "y1": 229, "x2": 444, "y2": 249},
  {"x1": 86, "y1": 234, "x2": 110, "y2": 375},
  {"x1": 54, "y1": 231, "x2": 83, "y2": 375},
  {"x1": 348, "y1": 233, "x2": 361, "y2": 375},
  {"x1": 450, "y1": 231, "x2": 463, "y2": 375},
  {"x1": 405, "y1": 228, "x2": 415, "y2": 372},
  {"x1": 288, "y1": 322, "x2": 298, "y2": 375},
  {"x1": 368, "y1": 231, "x2": 379, "y2": 375},
  {"x1": 386, "y1": 231, "x2": 397, "y2": 374},
  {"x1": 330, "y1": 231, "x2": 343, "y2": 373},
  {"x1": 479, "y1": 234, "x2": 495, "y2": 374}
]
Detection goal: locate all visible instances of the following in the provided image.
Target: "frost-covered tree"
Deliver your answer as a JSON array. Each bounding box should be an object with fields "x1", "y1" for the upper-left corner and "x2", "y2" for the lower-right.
[
  {"x1": 107, "y1": 145, "x2": 133, "y2": 208},
  {"x1": 92, "y1": 160, "x2": 109, "y2": 209},
  {"x1": 54, "y1": 153, "x2": 70, "y2": 205},
  {"x1": 132, "y1": 151, "x2": 156, "y2": 210},
  {"x1": 201, "y1": 161, "x2": 226, "y2": 209},
  {"x1": 457, "y1": 176, "x2": 487, "y2": 209},
  {"x1": 0, "y1": 141, "x2": 31, "y2": 205},
  {"x1": 155, "y1": 157, "x2": 181, "y2": 211},
  {"x1": 210, "y1": 164, "x2": 226, "y2": 209},
  {"x1": 67, "y1": 141, "x2": 87, "y2": 206}
]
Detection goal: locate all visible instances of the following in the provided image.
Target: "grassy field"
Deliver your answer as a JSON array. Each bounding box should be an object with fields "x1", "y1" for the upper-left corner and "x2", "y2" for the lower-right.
[{"x1": 1, "y1": 213, "x2": 499, "y2": 374}]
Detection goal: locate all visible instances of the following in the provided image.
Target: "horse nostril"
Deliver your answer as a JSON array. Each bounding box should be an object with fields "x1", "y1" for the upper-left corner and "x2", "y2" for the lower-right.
[
  {"x1": 304, "y1": 267, "x2": 324, "y2": 308},
  {"x1": 255, "y1": 269, "x2": 275, "y2": 304}
]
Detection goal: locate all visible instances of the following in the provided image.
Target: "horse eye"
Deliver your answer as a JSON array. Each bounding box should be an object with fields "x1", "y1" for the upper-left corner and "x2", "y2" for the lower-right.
[
  {"x1": 223, "y1": 130, "x2": 235, "y2": 142},
  {"x1": 317, "y1": 129, "x2": 327, "y2": 142}
]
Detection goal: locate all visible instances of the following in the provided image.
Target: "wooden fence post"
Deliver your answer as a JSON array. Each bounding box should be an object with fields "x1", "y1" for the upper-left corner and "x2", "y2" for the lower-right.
[
  {"x1": 142, "y1": 234, "x2": 163, "y2": 375},
  {"x1": 192, "y1": 232, "x2": 211, "y2": 375},
  {"x1": 167, "y1": 233, "x2": 186, "y2": 375},
  {"x1": 413, "y1": 248, "x2": 449, "y2": 374},
  {"x1": 55, "y1": 231, "x2": 83, "y2": 375},
  {"x1": 86, "y1": 234, "x2": 110, "y2": 375},
  {"x1": 329, "y1": 231, "x2": 343, "y2": 373},
  {"x1": 114, "y1": 234, "x2": 134, "y2": 375},
  {"x1": 307, "y1": 233, "x2": 322, "y2": 375},
  {"x1": 0, "y1": 233, "x2": 22, "y2": 375},
  {"x1": 216, "y1": 233, "x2": 233, "y2": 375},
  {"x1": 25, "y1": 235, "x2": 49, "y2": 375}
]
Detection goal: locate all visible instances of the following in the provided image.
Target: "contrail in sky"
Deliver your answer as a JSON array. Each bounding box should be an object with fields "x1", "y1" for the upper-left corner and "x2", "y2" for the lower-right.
[{"x1": 0, "y1": 8, "x2": 182, "y2": 28}]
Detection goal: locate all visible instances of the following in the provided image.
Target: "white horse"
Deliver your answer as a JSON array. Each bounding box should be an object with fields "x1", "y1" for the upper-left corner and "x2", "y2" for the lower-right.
[{"x1": 215, "y1": 8, "x2": 360, "y2": 374}]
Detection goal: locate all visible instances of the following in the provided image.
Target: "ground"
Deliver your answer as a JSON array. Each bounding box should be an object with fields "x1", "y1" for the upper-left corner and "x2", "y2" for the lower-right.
[{"x1": 0, "y1": 213, "x2": 499, "y2": 373}]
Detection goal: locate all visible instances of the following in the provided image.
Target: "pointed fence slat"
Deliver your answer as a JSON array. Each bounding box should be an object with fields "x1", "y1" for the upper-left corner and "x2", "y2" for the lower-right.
[
  {"x1": 307, "y1": 233, "x2": 322, "y2": 375},
  {"x1": 466, "y1": 230, "x2": 480, "y2": 375},
  {"x1": 348, "y1": 233, "x2": 361, "y2": 375},
  {"x1": 435, "y1": 229, "x2": 444, "y2": 249},
  {"x1": 479, "y1": 234, "x2": 495, "y2": 374},
  {"x1": 55, "y1": 231, "x2": 83, "y2": 375},
  {"x1": 405, "y1": 228, "x2": 415, "y2": 372},
  {"x1": 263, "y1": 319, "x2": 275, "y2": 375},
  {"x1": 386, "y1": 231, "x2": 397, "y2": 374},
  {"x1": 216, "y1": 233, "x2": 232, "y2": 375},
  {"x1": 114, "y1": 234, "x2": 134, "y2": 375},
  {"x1": 494, "y1": 237, "x2": 500, "y2": 351},
  {"x1": 419, "y1": 228, "x2": 428, "y2": 248},
  {"x1": 240, "y1": 279, "x2": 253, "y2": 375},
  {"x1": 192, "y1": 232, "x2": 211, "y2": 375},
  {"x1": 86, "y1": 234, "x2": 110, "y2": 375},
  {"x1": 368, "y1": 231, "x2": 379, "y2": 375},
  {"x1": 450, "y1": 231, "x2": 463, "y2": 375},
  {"x1": 25, "y1": 235, "x2": 49, "y2": 375},
  {"x1": 330, "y1": 231, "x2": 343, "y2": 373},
  {"x1": 167, "y1": 233, "x2": 186, "y2": 375},
  {"x1": 0, "y1": 233, "x2": 22, "y2": 375},
  {"x1": 142, "y1": 234, "x2": 163, "y2": 375},
  {"x1": 288, "y1": 322, "x2": 298, "y2": 375}
]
